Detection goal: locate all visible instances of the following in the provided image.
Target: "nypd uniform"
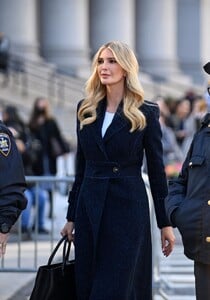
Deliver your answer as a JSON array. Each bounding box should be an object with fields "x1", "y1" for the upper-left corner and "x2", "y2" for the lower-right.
[
  {"x1": 165, "y1": 62, "x2": 210, "y2": 300},
  {"x1": 0, "y1": 121, "x2": 27, "y2": 234}
]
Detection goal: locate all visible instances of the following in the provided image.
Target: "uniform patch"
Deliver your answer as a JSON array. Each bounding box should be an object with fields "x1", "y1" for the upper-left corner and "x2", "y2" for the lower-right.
[{"x1": 0, "y1": 133, "x2": 11, "y2": 157}]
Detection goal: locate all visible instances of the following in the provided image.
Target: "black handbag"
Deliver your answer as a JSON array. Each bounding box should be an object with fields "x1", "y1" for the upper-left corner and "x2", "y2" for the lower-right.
[{"x1": 29, "y1": 236, "x2": 77, "y2": 300}]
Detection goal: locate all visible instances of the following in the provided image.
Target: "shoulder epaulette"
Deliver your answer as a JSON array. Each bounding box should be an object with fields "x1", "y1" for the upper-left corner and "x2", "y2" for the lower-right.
[
  {"x1": 144, "y1": 100, "x2": 158, "y2": 107},
  {"x1": 200, "y1": 113, "x2": 210, "y2": 128}
]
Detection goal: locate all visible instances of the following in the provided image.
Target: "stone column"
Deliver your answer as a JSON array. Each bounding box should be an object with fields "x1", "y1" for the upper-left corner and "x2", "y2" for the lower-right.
[
  {"x1": 200, "y1": 0, "x2": 210, "y2": 80},
  {"x1": 40, "y1": 0, "x2": 90, "y2": 78},
  {"x1": 177, "y1": 0, "x2": 203, "y2": 83},
  {"x1": 0, "y1": 0, "x2": 39, "y2": 58},
  {"x1": 89, "y1": 0, "x2": 135, "y2": 56},
  {"x1": 136, "y1": 0, "x2": 180, "y2": 78}
]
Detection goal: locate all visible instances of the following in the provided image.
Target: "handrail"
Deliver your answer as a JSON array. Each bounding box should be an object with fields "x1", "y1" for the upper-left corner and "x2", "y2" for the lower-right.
[
  {"x1": 8, "y1": 53, "x2": 85, "y2": 104},
  {"x1": 8, "y1": 53, "x2": 204, "y2": 106}
]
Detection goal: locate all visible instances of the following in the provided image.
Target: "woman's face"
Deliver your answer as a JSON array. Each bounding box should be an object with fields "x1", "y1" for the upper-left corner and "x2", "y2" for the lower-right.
[
  {"x1": 97, "y1": 48, "x2": 125, "y2": 87},
  {"x1": 36, "y1": 98, "x2": 48, "y2": 110},
  {"x1": 35, "y1": 98, "x2": 49, "y2": 116}
]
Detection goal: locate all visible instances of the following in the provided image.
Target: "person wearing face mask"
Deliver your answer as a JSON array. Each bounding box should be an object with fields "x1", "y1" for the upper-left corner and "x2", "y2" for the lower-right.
[
  {"x1": 61, "y1": 41, "x2": 175, "y2": 300},
  {"x1": 165, "y1": 62, "x2": 210, "y2": 300},
  {"x1": 28, "y1": 97, "x2": 70, "y2": 219}
]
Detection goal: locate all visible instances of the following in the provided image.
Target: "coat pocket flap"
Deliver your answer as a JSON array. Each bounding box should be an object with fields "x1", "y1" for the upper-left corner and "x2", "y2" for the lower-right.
[{"x1": 188, "y1": 155, "x2": 205, "y2": 167}]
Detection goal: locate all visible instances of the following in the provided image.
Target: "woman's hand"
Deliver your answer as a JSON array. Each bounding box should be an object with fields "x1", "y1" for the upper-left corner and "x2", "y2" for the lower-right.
[
  {"x1": 0, "y1": 233, "x2": 9, "y2": 257},
  {"x1": 161, "y1": 226, "x2": 175, "y2": 257},
  {"x1": 60, "y1": 221, "x2": 75, "y2": 242}
]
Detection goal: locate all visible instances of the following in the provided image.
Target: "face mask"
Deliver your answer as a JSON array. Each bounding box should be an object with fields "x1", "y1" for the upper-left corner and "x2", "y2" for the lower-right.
[{"x1": 36, "y1": 107, "x2": 46, "y2": 115}]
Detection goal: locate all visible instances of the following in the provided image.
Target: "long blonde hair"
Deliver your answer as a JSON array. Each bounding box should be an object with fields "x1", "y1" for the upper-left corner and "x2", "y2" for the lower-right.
[{"x1": 78, "y1": 41, "x2": 146, "y2": 132}]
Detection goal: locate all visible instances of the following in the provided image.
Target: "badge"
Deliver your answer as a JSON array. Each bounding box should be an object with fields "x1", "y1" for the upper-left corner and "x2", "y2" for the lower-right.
[{"x1": 0, "y1": 133, "x2": 11, "y2": 157}]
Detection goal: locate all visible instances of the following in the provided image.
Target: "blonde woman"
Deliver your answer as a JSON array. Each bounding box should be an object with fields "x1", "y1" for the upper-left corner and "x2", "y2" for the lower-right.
[{"x1": 61, "y1": 41, "x2": 175, "y2": 299}]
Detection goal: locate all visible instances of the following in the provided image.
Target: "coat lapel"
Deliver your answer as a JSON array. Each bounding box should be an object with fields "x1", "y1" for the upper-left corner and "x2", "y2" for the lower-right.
[
  {"x1": 90, "y1": 99, "x2": 128, "y2": 156},
  {"x1": 90, "y1": 99, "x2": 108, "y2": 158},
  {"x1": 103, "y1": 103, "x2": 128, "y2": 142}
]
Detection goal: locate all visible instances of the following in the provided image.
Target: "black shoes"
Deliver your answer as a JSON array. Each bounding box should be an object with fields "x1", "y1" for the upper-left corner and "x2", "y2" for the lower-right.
[
  {"x1": 31, "y1": 225, "x2": 50, "y2": 234},
  {"x1": 38, "y1": 228, "x2": 50, "y2": 234},
  {"x1": 21, "y1": 227, "x2": 32, "y2": 241},
  {"x1": 21, "y1": 226, "x2": 50, "y2": 240}
]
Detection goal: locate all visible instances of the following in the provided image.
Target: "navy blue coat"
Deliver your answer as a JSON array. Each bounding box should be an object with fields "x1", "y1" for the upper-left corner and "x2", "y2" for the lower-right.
[
  {"x1": 165, "y1": 113, "x2": 210, "y2": 264},
  {"x1": 67, "y1": 99, "x2": 169, "y2": 300},
  {"x1": 0, "y1": 121, "x2": 27, "y2": 227}
]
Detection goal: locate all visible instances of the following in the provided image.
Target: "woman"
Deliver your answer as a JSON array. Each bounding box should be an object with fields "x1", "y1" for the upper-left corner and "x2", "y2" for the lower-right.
[
  {"x1": 61, "y1": 41, "x2": 175, "y2": 299},
  {"x1": 29, "y1": 97, "x2": 70, "y2": 218}
]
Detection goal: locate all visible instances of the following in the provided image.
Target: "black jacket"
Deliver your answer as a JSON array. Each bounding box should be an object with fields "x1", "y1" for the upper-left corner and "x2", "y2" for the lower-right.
[
  {"x1": 165, "y1": 113, "x2": 210, "y2": 264},
  {"x1": 31, "y1": 118, "x2": 70, "y2": 175},
  {"x1": 0, "y1": 121, "x2": 27, "y2": 228}
]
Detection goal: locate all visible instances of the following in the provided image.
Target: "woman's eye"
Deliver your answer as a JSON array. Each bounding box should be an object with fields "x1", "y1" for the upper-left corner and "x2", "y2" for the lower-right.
[
  {"x1": 98, "y1": 58, "x2": 103, "y2": 64},
  {"x1": 109, "y1": 58, "x2": 117, "y2": 63}
]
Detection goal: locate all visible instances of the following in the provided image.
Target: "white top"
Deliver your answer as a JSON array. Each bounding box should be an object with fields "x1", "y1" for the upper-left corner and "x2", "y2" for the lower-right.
[{"x1": 101, "y1": 111, "x2": 115, "y2": 137}]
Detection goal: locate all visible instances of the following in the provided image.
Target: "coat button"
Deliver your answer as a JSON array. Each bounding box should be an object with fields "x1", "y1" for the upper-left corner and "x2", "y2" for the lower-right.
[
  {"x1": 208, "y1": 200, "x2": 210, "y2": 205},
  {"x1": 206, "y1": 237, "x2": 210, "y2": 243},
  {"x1": 113, "y1": 166, "x2": 119, "y2": 173},
  {"x1": 189, "y1": 162, "x2": 192, "y2": 167}
]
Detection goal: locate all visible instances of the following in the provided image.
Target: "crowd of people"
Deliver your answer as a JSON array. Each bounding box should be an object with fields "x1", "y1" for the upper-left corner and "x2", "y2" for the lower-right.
[
  {"x1": 0, "y1": 97, "x2": 70, "y2": 240},
  {"x1": 154, "y1": 88, "x2": 210, "y2": 178}
]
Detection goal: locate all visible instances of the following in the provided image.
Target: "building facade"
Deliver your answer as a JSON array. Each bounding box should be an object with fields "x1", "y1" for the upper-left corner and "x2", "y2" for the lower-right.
[{"x1": 0, "y1": 0, "x2": 209, "y2": 83}]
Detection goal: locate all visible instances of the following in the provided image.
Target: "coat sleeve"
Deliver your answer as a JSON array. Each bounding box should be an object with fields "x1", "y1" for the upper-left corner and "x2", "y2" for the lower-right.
[
  {"x1": 0, "y1": 124, "x2": 27, "y2": 227},
  {"x1": 66, "y1": 102, "x2": 85, "y2": 222},
  {"x1": 165, "y1": 138, "x2": 194, "y2": 226},
  {"x1": 143, "y1": 104, "x2": 170, "y2": 228},
  {"x1": 51, "y1": 119, "x2": 70, "y2": 154}
]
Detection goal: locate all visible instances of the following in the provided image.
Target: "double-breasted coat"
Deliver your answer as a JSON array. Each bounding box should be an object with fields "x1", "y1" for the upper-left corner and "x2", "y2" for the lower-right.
[{"x1": 67, "y1": 98, "x2": 170, "y2": 300}]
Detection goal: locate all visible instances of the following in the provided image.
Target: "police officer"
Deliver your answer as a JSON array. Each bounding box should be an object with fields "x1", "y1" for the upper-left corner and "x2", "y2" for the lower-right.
[
  {"x1": 165, "y1": 61, "x2": 210, "y2": 300},
  {"x1": 0, "y1": 119, "x2": 27, "y2": 257}
]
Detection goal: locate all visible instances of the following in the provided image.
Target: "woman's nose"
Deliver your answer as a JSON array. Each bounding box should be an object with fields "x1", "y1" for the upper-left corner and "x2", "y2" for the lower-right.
[{"x1": 101, "y1": 63, "x2": 108, "y2": 70}]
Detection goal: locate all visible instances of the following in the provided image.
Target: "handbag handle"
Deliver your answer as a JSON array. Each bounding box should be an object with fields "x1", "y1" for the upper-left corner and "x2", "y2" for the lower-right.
[{"x1": 47, "y1": 236, "x2": 72, "y2": 266}]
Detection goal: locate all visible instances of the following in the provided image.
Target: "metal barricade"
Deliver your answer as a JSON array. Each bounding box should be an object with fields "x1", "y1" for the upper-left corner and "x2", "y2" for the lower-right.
[{"x1": 0, "y1": 175, "x2": 74, "y2": 273}]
